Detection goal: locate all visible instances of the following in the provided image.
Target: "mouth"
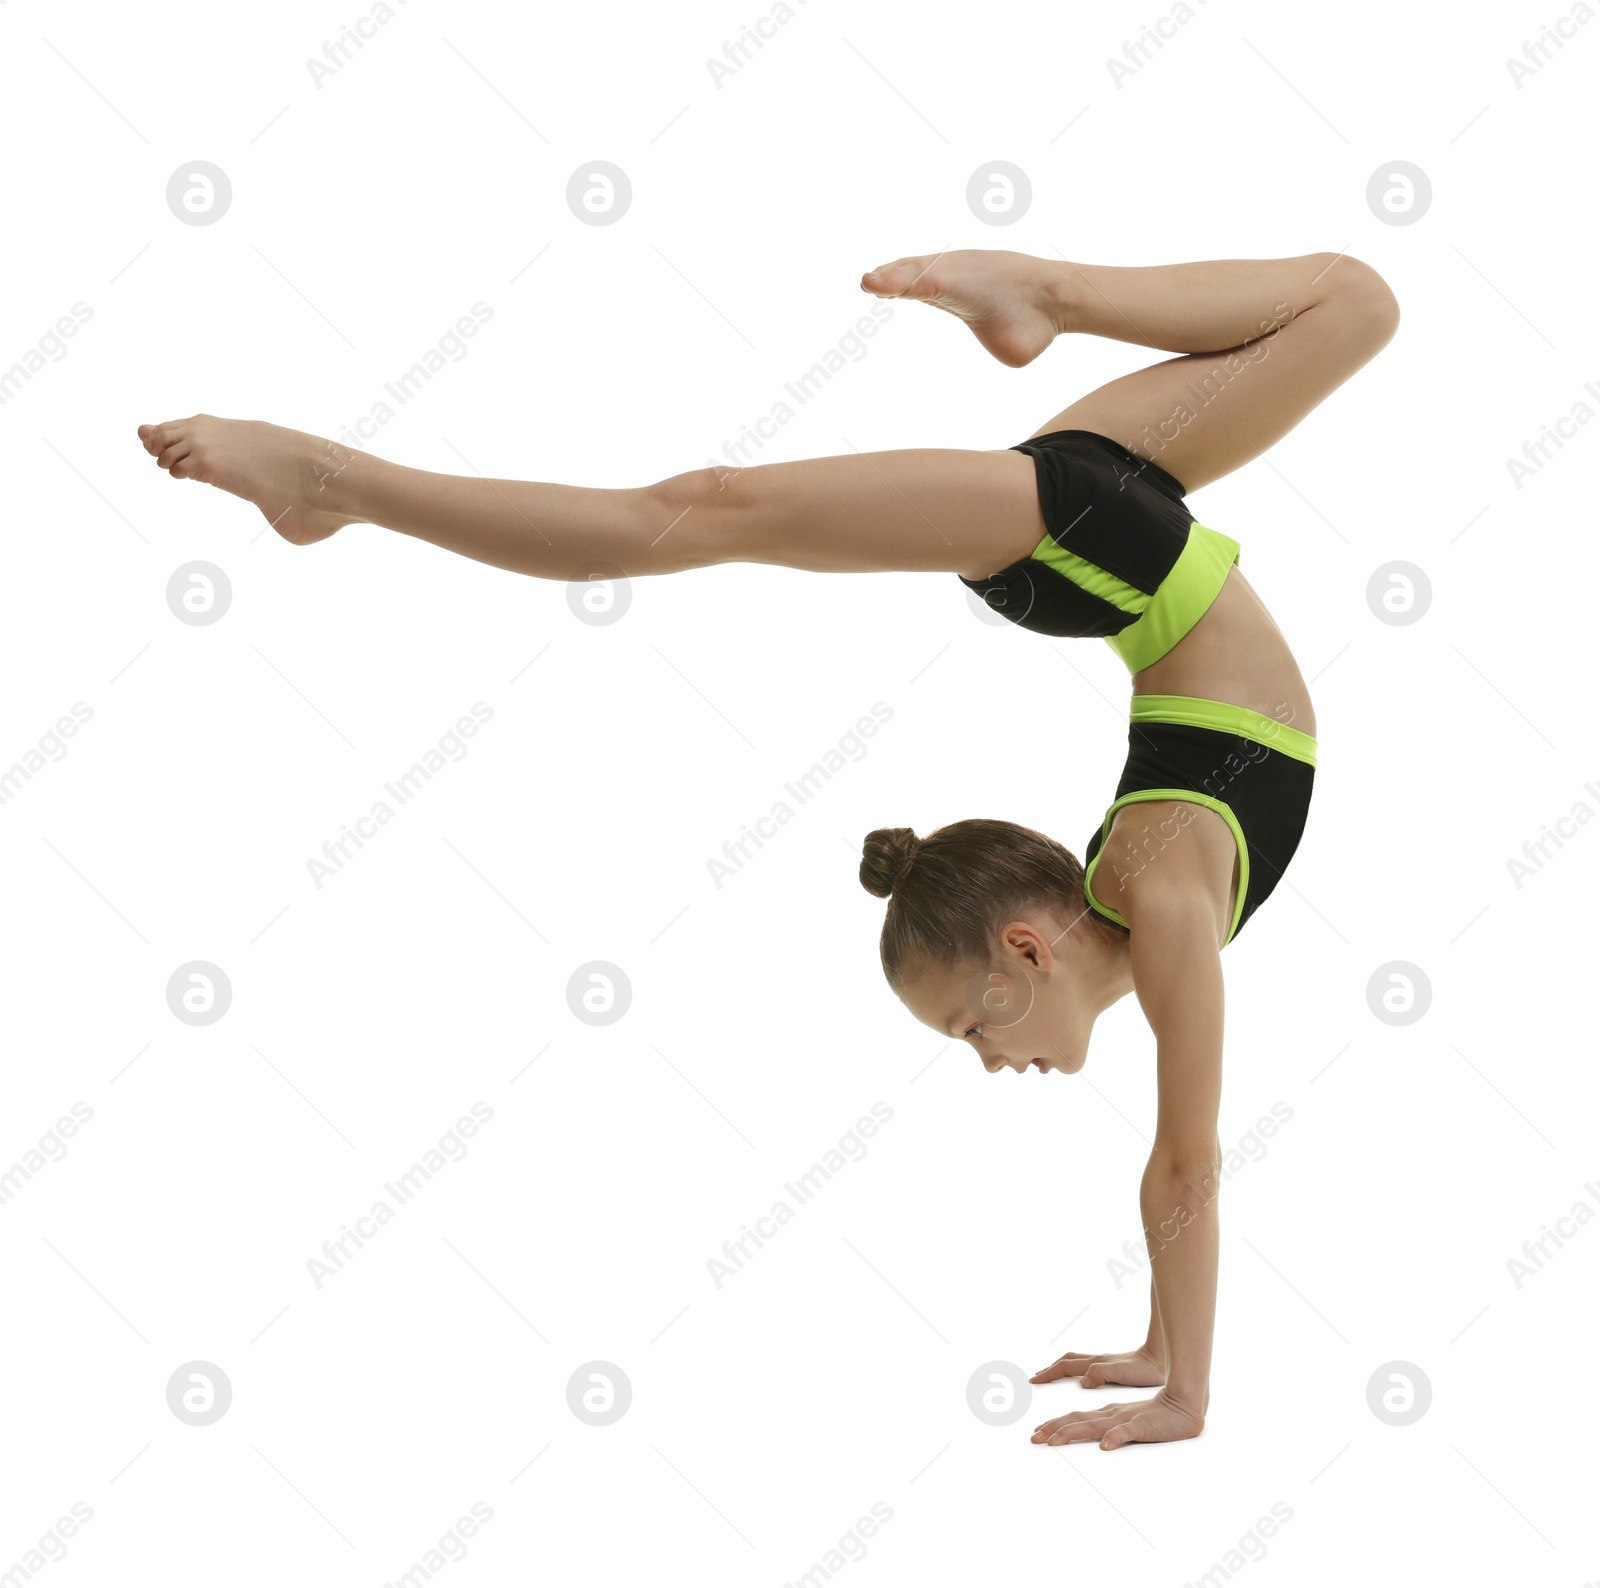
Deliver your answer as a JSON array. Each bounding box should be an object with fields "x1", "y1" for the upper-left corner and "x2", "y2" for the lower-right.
[{"x1": 1031, "y1": 1058, "x2": 1049, "y2": 1073}]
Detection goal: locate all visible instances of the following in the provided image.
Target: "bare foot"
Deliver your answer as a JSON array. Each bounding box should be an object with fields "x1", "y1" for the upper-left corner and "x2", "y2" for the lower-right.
[
  {"x1": 860, "y1": 249, "x2": 1066, "y2": 368},
  {"x1": 136, "y1": 414, "x2": 361, "y2": 545}
]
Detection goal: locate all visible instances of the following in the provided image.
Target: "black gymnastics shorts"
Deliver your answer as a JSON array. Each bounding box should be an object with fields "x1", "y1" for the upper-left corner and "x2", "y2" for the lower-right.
[{"x1": 1082, "y1": 696, "x2": 1318, "y2": 946}]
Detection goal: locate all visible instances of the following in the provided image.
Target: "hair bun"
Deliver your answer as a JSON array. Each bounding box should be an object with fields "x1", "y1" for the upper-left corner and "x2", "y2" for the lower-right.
[{"x1": 860, "y1": 827, "x2": 921, "y2": 899}]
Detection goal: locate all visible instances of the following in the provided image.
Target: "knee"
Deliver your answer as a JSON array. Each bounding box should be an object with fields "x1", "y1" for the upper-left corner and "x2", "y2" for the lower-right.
[
  {"x1": 1321, "y1": 253, "x2": 1401, "y2": 344},
  {"x1": 641, "y1": 465, "x2": 759, "y2": 568}
]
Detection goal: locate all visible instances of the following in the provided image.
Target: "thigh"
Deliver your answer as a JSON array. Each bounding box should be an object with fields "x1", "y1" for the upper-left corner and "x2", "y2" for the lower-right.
[
  {"x1": 1031, "y1": 276, "x2": 1399, "y2": 495},
  {"x1": 683, "y1": 446, "x2": 1046, "y2": 580}
]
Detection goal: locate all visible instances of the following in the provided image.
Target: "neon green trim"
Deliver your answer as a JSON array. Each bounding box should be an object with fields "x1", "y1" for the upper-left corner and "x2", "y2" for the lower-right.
[
  {"x1": 1130, "y1": 693, "x2": 1318, "y2": 768},
  {"x1": 1083, "y1": 788, "x2": 1251, "y2": 946},
  {"x1": 1105, "y1": 522, "x2": 1241, "y2": 674},
  {"x1": 1030, "y1": 534, "x2": 1149, "y2": 617}
]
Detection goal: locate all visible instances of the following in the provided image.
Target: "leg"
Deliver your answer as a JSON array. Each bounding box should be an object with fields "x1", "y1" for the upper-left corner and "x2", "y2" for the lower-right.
[
  {"x1": 136, "y1": 416, "x2": 1047, "y2": 581},
  {"x1": 862, "y1": 250, "x2": 1400, "y2": 493}
]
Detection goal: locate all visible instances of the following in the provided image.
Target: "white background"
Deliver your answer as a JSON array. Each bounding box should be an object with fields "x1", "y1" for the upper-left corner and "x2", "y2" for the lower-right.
[{"x1": 2, "y1": 1, "x2": 1595, "y2": 1583}]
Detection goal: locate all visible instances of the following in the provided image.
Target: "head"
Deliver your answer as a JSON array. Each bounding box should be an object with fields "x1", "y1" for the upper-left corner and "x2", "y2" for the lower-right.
[{"x1": 859, "y1": 820, "x2": 1133, "y2": 1075}]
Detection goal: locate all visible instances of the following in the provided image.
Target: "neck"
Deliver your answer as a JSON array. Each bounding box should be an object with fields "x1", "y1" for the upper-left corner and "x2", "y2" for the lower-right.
[{"x1": 1086, "y1": 923, "x2": 1137, "y2": 1015}]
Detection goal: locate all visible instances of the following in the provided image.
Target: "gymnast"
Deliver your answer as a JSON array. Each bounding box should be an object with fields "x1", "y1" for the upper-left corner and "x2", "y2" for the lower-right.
[{"x1": 137, "y1": 245, "x2": 1399, "y2": 1448}]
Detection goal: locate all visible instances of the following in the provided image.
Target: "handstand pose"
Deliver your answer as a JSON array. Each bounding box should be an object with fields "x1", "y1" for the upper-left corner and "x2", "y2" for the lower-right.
[{"x1": 138, "y1": 247, "x2": 1399, "y2": 1449}]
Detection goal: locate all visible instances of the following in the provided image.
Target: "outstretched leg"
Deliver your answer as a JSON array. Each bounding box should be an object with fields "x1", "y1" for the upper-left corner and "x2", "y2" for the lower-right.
[{"x1": 135, "y1": 415, "x2": 1047, "y2": 582}]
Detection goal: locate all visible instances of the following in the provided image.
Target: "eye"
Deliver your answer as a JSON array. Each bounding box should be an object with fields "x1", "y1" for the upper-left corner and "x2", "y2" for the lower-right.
[{"x1": 964, "y1": 1024, "x2": 983, "y2": 1041}]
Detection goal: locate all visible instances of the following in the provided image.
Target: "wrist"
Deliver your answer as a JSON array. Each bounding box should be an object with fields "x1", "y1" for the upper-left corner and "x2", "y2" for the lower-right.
[{"x1": 1160, "y1": 1380, "x2": 1209, "y2": 1418}]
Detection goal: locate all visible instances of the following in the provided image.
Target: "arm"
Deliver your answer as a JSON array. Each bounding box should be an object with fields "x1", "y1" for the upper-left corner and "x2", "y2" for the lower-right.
[
  {"x1": 1030, "y1": 884, "x2": 1225, "y2": 1450},
  {"x1": 1130, "y1": 897, "x2": 1226, "y2": 1430}
]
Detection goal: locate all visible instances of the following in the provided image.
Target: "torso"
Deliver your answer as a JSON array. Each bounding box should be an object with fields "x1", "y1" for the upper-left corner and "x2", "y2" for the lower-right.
[
  {"x1": 1099, "y1": 565, "x2": 1315, "y2": 946},
  {"x1": 1132, "y1": 563, "x2": 1316, "y2": 737}
]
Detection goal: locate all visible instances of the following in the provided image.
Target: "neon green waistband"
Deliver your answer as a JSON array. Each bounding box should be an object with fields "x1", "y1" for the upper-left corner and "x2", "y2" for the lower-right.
[
  {"x1": 1106, "y1": 522, "x2": 1240, "y2": 674},
  {"x1": 1130, "y1": 693, "x2": 1318, "y2": 768}
]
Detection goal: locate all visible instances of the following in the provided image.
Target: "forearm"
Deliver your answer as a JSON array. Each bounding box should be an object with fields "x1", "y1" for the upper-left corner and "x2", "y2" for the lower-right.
[
  {"x1": 1050, "y1": 252, "x2": 1358, "y2": 354},
  {"x1": 1142, "y1": 1277, "x2": 1165, "y2": 1360},
  {"x1": 1140, "y1": 1163, "x2": 1219, "y2": 1411}
]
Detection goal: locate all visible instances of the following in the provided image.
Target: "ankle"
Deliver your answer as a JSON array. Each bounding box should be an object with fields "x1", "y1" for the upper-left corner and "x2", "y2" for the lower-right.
[
  {"x1": 1039, "y1": 259, "x2": 1083, "y2": 338},
  {"x1": 312, "y1": 435, "x2": 368, "y2": 520}
]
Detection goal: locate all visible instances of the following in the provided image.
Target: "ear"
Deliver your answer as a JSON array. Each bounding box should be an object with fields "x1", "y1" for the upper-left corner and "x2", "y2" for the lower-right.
[{"x1": 998, "y1": 919, "x2": 1054, "y2": 970}]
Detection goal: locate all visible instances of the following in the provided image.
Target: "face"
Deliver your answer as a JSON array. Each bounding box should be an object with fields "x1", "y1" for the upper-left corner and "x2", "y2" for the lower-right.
[{"x1": 898, "y1": 914, "x2": 1114, "y2": 1076}]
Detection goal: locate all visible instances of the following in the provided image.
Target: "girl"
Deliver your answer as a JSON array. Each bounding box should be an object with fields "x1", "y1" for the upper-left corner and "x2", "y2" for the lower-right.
[{"x1": 137, "y1": 247, "x2": 1399, "y2": 1450}]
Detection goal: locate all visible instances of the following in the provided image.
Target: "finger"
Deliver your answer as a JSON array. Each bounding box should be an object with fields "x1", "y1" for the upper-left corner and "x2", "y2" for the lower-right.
[
  {"x1": 1029, "y1": 1353, "x2": 1100, "y2": 1383},
  {"x1": 1045, "y1": 1420, "x2": 1111, "y2": 1445},
  {"x1": 1101, "y1": 1420, "x2": 1141, "y2": 1451},
  {"x1": 1032, "y1": 1413, "x2": 1111, "y2": 1444},
  {"x1": 1029, "y1": 1363, "x2": 1082, "y2": 1383},
  {"x1": 1080, "y1": 1361, "x2": 1144, "y2": 1388}
]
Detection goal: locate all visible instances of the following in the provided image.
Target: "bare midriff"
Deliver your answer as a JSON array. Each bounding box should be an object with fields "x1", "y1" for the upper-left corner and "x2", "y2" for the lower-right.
[{"x1": 1130, "y1": 564, "x2": 1316, "y2": 740}]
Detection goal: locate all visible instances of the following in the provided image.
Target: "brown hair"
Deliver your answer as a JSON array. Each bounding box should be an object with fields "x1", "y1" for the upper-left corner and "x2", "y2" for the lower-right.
[{"x1": 859, "y1": 819, "x2": 1109, "y2": 990}]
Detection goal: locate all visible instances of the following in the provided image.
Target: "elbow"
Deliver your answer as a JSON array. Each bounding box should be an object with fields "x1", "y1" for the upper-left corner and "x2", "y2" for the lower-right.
[{"x1": 1144, "y1": 1150, "x2": 1223, "y2": 1203}]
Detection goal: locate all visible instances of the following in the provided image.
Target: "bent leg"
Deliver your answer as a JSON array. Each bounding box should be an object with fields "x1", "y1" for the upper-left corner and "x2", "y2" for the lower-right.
[
  {"x1": 861, "y1": 250, "x2": 1401, "y2": 495},
  {"x1": 1033, "y1": 254, "x2": 1401, "y2": 494}
]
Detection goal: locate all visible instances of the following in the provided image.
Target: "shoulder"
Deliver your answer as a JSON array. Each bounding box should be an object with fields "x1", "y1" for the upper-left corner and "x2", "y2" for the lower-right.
[{"x1": 1101, "y1": 797, "x2": 1235, "y2": 948}]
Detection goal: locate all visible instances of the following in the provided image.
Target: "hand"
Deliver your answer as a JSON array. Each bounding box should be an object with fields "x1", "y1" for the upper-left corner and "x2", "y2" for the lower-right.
[
  {"x1": 1029, "y1": 1344, "x2": 1165, "y2": 1390},
  {"x1": 1031, "y1": 1390, "x2": 1204, "y2": 1450}
]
